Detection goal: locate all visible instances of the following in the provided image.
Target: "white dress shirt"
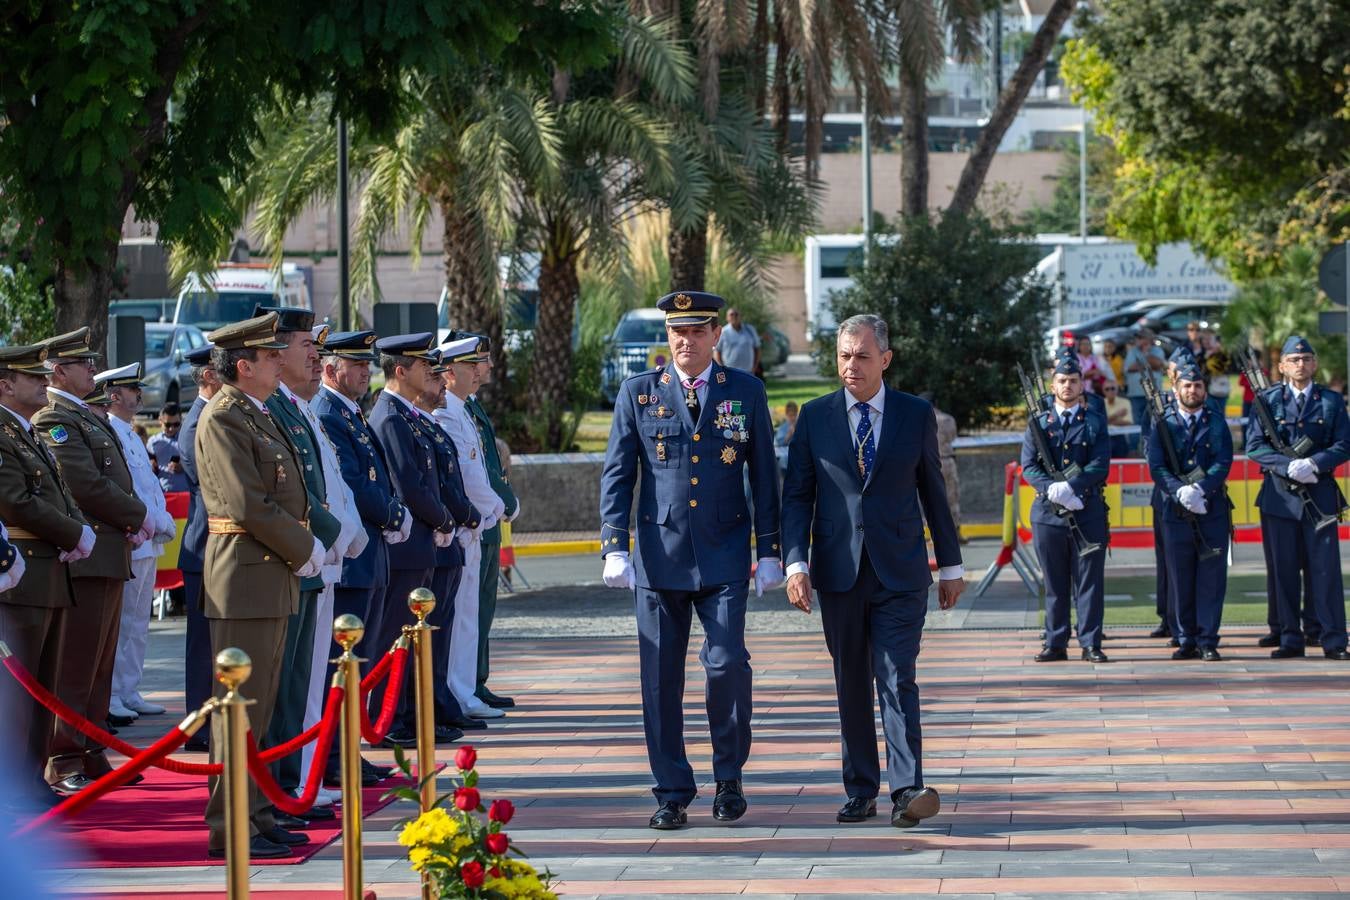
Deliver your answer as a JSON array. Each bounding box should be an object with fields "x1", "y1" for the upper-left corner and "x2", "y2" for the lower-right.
[
  {"x1": 47, "y1": 386, "x2": 89, "y2": 408},
  {"x1": 108, "y1": 415, "x2": 172, "y2": 560},
  {"x1": 433, "y1": 392, "x2": 504, "y2": 532},
  {"x1": 671, "y1": 361, "x2": 714, "y2": 415},
  {"x1": 2, "y1": 404, "x2": 33, "y2": 432},
  {"x1": 787, "y1": 386, "x2": 963, "y2": 582}
]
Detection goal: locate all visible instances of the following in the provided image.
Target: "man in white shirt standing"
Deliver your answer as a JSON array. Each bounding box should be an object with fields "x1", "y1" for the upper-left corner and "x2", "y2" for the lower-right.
[
  {"x1": 433, "y1": 336, "x2": 505, "y2": 720},
  {"x1": 98, "y1": 364, "x2": 177, "y2": 722}
]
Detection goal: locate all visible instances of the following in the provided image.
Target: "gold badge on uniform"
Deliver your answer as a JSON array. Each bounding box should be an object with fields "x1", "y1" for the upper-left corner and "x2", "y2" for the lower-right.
[
  {"x1": 660, "y1": 372, "x2": 671, "y2": 385},
  {"x1": 368, "y1": 466, "x2": 377, "y2": 481},
  {"x1": 638, "y1": 394, "x2": 648, "y2": 405},
  {"x1": 276, "y1": 463, "x2": 288, "y2": 484},
  {"x1": 655, "y1": 440, "x2": 666, "y2": 462},
  {"x1": 720, "y1": 445, "x2": 737, "y2": 465},
  {"x1": 716, "y1": 372, "x2": 726, "y2": 384},
  {"x1": 656, "y1": 405, "x2": 667, "y2": 418},
  {"x1": 674, "y1": 293, "x2": 692, "y2": 310}
]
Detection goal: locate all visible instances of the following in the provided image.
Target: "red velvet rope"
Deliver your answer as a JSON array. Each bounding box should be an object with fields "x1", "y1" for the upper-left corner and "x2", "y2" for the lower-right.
[
  {"x1": 360, "y1": 644, "x2": 410, "y2": 744},
  {"x1": 244, "y1": 684, "x2": 344, "y2": 815},
  {"x1": 17, "y1": 722, "x2": 193, "y2": 835},
  {"x1": 361, "y1": 645, "x2": 395, "y2": 693}
]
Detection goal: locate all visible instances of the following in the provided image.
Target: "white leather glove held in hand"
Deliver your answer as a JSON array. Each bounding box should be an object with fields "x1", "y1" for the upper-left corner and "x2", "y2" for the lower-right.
[
  {"x1": 456, "y1": 527, "x2": 473, "y2": 549},
  {"x1": 346, "y1": 526, "x2": 369, "y2": 559},
  {"x1": 754, "y1": 558, "x2": 785, "y2": 598},
  {"x1": 1046, "y1": 481, "x2": 1076, "y2": 507},
  {"x1": 61, "y1": 525, "x2": 96, "y2": 563},
  {"x1": 323, "y1": 543, "x2": 340, "y2": 566},
  {"x1": 296, "y1": 537, "x2": 325, "y2": 578},
  {"x1": 1176, "y1": 484, "x2": 1208, "y2": 514},
  {"x1": 602, "y1": 552, "x2": 636, "y2": 589},
  {"x1": 1288, "y1": 458, "x2": 1319, "y2": 484}
]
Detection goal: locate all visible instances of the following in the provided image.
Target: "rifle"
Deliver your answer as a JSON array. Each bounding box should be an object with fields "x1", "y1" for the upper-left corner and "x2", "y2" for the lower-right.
[
  {"x1": 1139, "y1": 376, "x2": 1223, "y2": 560},
  {"x1": 1016, "y1": 363, "x2": 1102, "y2": 557},
  {"x1": 1237, "y1": 347, "x2": 1338, "y2": 531}
]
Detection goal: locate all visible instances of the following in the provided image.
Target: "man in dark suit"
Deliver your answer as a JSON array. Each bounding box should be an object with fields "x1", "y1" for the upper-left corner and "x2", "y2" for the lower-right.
[
  {"x1": 178, "y1": 344, "x2": 219, "y2": 751},
  {"x1": 781, "y1": 314, "x2": 963, "y2": 829},
  {"x1": 599, "y1": 290, "x2": 782, "y2": 830},
  {"x1": 1246, "y1": 335, "x2": 1350, "y2": 660}
]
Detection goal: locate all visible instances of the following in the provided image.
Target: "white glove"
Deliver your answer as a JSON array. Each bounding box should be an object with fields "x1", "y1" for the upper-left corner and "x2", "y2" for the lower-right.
[
  {"x1": 346, "y1": 525, "x2": 369, "y2": 559},
  {"x1": 1287, "y1": 458, "x2": 1319, "y2": 484},
  {"x1": 457, "y1": 527, "x2": 474, "y2": 549},
  {"x1": 754, "y1": 558, "x2": 785, "y2": 597},
  {"x1": 509, "y1": 499, "x2": 522, "y2": 523},
  {"x1": 1176, "y1": 484, "x2": 1208, "y2": 514},
  {"x1": 398, "y1": 508, "x2": 412, "y2": 540},
  {"x1": 433, "y1": 530, "x2": 453, "y2": 549},
  {"x1": 323, "y1": 543, "x2": 340, "y2": 566},
  {"x1": 154, "y1": 509, "x2": 177, "y2": 542},
  {"x1": 602, "y1": 551, "x2": 636, "y2": 589},
  {"x1": 60, "y1": 525, "x2": 96, "y2": 563},
  {"x1": 1046, "y1": 481, "x2": 1077, "y2": 507},
  {"x1": 0, "y1": 551, "x2": 26, "y2": 592},
  {"x1": 295, "y1": 537, "x2": 325, "y2": 578}
]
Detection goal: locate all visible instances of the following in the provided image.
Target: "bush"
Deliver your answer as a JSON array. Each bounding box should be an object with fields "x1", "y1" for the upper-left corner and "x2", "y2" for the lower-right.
[
  {"x1": 818, "y1": 212, "x2": 1053, "y2": 428},
  {"x1": 0, "y1": 263, "x2": 55, "y2": 344}
]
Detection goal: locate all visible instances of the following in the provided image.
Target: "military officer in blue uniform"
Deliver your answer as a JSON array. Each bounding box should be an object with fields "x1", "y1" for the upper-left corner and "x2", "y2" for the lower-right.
[
  {"x1": 368, "y1": 333, "x2": 479, "y2": 728},
  {"x1": 1246, "y1": 336, "x2": 1350, "y2": 660},
  {"x1": 599, "y1": 290, "x2": 783, "y2": 830},
  {"x1": 178, "y1": 343, "x2": 217, "y2": 751},
  {"x1": 1021, "y1": 355, "x2": 1112, "y2": 663},
  {"x1": 1146, "y1": 363, "x2": 1232, "y2": 660}
]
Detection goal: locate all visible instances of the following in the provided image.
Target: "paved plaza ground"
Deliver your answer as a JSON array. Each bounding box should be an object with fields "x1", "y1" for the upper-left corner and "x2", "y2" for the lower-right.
[{"x1": 33, "y1": 539, "x2": 1350, "y2": 898}]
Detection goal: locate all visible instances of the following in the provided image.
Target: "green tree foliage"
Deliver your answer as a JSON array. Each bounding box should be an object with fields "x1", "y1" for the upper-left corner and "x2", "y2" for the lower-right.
[
  {"x1": 818, "y1": 212, "x2": 1053, "y2": 428},
  {"x1": 0, "y1": 0, "x2": 611, "y2": 350},
  {"x1": 0, "y1": 264, "x2": 56, "y2": 345},
  {"x1": 1064, "y1": 1, "x2": 1350, "y2": 277},
  {"x1": 1020, "y1": 134, "x2": 1120, "y2": 236}
]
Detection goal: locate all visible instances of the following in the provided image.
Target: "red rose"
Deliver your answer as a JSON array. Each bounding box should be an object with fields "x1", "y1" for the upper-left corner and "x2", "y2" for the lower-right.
[
  {"x1": 454, "y1": 786, "x2": 481, "y2": 811},
  {"x1": 460, "y1": 860, "x2": 485, "y2": 889},
  {"x1": 490, "y1": 866, "x2": 502, "y2": 878},
  {"x1": 485, "y1": 832, "x2": 509, "y2": 855},
  {"x1": 488, "y1": 799, "x2": 515, "y2": 824},
  {"x1": 454, "y1": 745, "x2": 477, "y2": 772}
]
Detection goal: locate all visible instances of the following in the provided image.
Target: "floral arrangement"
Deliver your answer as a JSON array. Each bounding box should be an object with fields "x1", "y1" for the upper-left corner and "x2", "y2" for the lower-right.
[{"x1": 392, "y1": 745, "x2": 555, "y2": 898}]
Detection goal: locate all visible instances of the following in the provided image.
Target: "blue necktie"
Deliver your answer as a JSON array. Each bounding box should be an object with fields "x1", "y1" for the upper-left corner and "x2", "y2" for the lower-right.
[{"x1": 855, "y1": 402, "x2": 876, "y2": 481}]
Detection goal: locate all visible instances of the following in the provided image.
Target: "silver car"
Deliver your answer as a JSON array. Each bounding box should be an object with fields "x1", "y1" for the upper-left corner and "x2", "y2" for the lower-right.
[{"x1": 141, "y1": 323, "x2": 206, "y2": 413}]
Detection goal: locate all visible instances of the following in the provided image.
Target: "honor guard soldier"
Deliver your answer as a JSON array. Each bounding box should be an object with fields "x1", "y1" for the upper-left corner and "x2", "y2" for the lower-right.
[
  {"x1": 0, "y1": 343, "x2": 93, "y2": 809},
  {"x1": 1021, "y1": 355, "x2": 1112, "y2": 663},
  {"x1": 1246, "y1": 336, "x2": 1350, "y2": 660},
  {"x1": 196, "y1": 312, "x2": 323, "y2": 858},
  {"x1": 34, "y1": 327, "x2": 151, "y2": 792},
  {"x1": 251, "y1": 306, "x2": 342, "y2": 814},
  {"x1": 599, "y1": 290, "x2": 783, "y2": 830},
  {"x1": 179, "y1": 343, "x2": 219, "y2": 751},
  {"x1": 1146, "y1": 362, "x2": 1232, "y2": 660}
]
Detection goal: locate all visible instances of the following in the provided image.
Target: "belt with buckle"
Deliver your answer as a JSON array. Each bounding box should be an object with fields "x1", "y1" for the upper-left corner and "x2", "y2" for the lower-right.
[{"x1": 208, "y1": 517, "x2": 307, "y2": 535}]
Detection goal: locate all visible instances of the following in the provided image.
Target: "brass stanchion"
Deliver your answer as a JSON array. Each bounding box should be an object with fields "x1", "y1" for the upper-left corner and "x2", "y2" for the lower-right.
[
  {"x1": 332, "y1": 614, "x2": 366, "y2": 900},
  {"x1": 216, "y1": 647, "x2": 255, "y2": 900},
  {"x1": 406, "y1": 587, "x2": 439, "y2": 900}
]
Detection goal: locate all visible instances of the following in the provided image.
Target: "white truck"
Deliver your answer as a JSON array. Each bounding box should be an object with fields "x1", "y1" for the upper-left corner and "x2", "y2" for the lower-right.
[{"x1": 173, "y1": 262, "x2": 311, "y2": 333}]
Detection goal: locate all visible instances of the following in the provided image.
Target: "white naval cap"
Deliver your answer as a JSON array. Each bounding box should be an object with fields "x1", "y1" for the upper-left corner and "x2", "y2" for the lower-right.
[
  {"x1": 94, "y1": 362, "x2": 143, "y2": 387},
  {"x1": 440, "y1": 335, "x2": 481, "y2": 364}
]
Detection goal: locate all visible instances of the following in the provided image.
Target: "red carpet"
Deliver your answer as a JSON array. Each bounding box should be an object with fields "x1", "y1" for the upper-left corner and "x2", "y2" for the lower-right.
[{"x1": 44, "y1": 768, "x2": 413, "y2": 869}]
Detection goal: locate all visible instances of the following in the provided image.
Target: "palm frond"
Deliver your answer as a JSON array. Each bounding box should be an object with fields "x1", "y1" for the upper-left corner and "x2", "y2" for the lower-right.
[{"x1": 622, "y1": 14, "x2": 698, "y2": 106}]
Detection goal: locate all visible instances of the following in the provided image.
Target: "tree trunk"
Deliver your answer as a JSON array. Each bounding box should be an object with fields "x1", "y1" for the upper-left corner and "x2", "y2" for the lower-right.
[
  {"x1": 528, "y1": 236, "x2": 581, "y2": 450},
  {"x1": 668, "y1": 219, "x2": 708, "y2": 292},
  {"x1": 53, "y1": 243, "x2": 117, "y2": 357},
  {"x1": 440, "y1": 197, "x2": 505, "y2": 404},
  {"x1": 947, "y1": 0, "x2": 1075, "y2": 217},
  {"x1": 899, "y1": 68, "x2": 929, "y2": 218},
  {"x1": 772, "y1": 2, "x2": 791, "y2": 154},
  {"x1": 751, "y1": 0, "x2": 769, "y2": 119}
]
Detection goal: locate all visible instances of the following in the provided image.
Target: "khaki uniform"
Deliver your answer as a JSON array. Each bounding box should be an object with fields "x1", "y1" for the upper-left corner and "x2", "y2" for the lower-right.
[
  {"x1": 33, "y1": 393, "x2": 146, "y2": 780},
  {"x1": 0, "y1": 407, "x2": 85, "y2": 796},
  {"x1": 196, "y1": 383, "x2": 312, "y2": 846}
]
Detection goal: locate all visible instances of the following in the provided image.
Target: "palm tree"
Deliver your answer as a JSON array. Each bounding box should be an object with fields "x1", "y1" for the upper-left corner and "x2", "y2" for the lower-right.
[{"x1": 1221, "y1": 245, "x2": 1329, "y2": 368}]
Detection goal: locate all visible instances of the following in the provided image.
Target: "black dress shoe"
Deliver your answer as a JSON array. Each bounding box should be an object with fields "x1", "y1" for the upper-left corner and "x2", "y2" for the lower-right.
[
  {"x1": 1167, "y1": 637, "x2": 1181, "y2": 648},
  {"x1": 836, "y1": 796, "x2": 877, "y2": 823},
  {"x1": 208, "y1": 835, "x2": 291, "y2": 859},
  {"x1": 1323, "y1": 648, "x2": 1350, "y2": 660},
  {"x1": 476, "y1": 690, "x2": 515, "y2": 709},
  {"x1": 1271, "y1": 647, "x2": 1306, "y2": 659},
  {"x1": 1201, "y1": 647, "x2": 1222, "y2": 661},
  {"x1": 1257, "y1": 632, "x2": 1280, "y2": 648},
  {"x1": 1171, "y1": 646, "x2": 1200, "y2": 660},
  {"x1": 50, "y1": 774, "x2": 94, "y2": 796},
  {"x1": 1035, "y1": 647, "x2": 1067, "y2": 662},
  {"x1": 648, "y1": 801, "x2": 688, "y2": 830},
  {"x1": 435, "y1": 725, "x2": 464, "y2": 744},
  {"x1": 273, "y1": 810, "x2": 309, "y2": 830},
  {"x1": 107, "y1": 713, "x2": 135, "y2": 728},
  {"x1": 891, "y1": 786, "x2": 940, "y2": 828},
  {"x1": 1148, "y1": 623, "x2": 1172, "y2": 638},
  {"x1": 260, "y1": 826, "x2": 310, "y2": 846},
  {"x1": 378, "y1": 729, "x2": 418, "y2": 749},
  {"x1": 712, "y1": 779, "x2": 747, "y2": 822},
  {"x1": 1082, "y1": 647, "x2": 1109, "y2": 663},
  {"x1": 294, "y1": 804, "x2": 335, "y2": 822},
  {"x1": 1306, "y1": 634, "x2": 1323, "y2": 647},
  {"x1": 362, "y1": 758, "x2": 393, "y2": 780},
  {"x1": 443, "y1": 716, "x2": 488, "y2": 731},
  {"x1": 184, "y1": 737, "x2": 209, "y2": 753}
]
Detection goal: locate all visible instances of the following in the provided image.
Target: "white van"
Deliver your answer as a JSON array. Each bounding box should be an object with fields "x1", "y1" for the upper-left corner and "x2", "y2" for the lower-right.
[{"x1": 173, "y1": 263, "x2": 311, "y2": 333}]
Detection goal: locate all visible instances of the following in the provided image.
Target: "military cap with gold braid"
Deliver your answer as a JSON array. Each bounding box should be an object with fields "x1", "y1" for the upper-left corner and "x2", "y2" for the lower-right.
[
  {"x1": 42, "y1": 326, "x2": 100, "y2": 361},
  {"x1": 658, "y1": 290, "x2": 725, "y2": 327},
  {"x1": 206, "y1": 311, "x2": 288, "y2": 350},
  {"x1": 441, "y1": 334, "x2": 484, "y2": 364},
  {"x1": 0, "y1": 343, "x2": 53, "y2": 376},
  {"x1": 322, "y1": 329, "x2": 378, "y2": 361},
  {"x1": 374, "y1": 332, "x2": 438, "y2": 360}
]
